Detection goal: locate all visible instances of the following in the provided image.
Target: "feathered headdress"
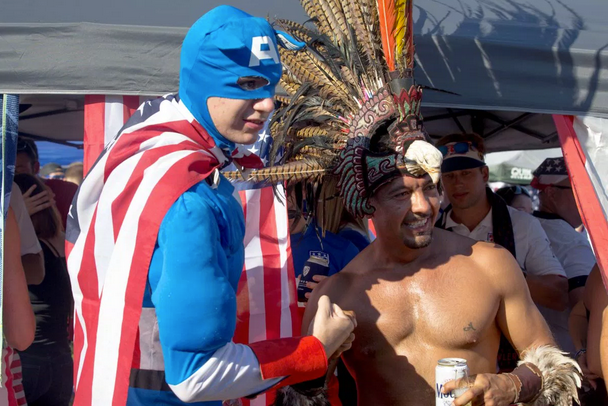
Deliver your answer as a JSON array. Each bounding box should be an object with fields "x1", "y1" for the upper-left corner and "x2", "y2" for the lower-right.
[{"x1": 226, "y1": 0, "x2": 443, "y2": 218}]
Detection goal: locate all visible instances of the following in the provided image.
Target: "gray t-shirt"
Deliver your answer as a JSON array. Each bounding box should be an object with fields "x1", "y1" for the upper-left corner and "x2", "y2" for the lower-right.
[{"x1": 536, "y1": 215, "x2": 596, "y2": 354}]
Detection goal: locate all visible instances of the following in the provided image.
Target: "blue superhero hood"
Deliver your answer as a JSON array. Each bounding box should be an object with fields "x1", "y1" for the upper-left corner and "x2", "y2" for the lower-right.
[{"x1": 179, "y1": 5, "x2": 304, "y2": 152}]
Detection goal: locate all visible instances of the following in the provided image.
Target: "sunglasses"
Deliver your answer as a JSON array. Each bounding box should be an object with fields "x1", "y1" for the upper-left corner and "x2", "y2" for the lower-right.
[
  {"x1": 437, "y1": 142, "x2": 478, "y2": 158},
  {"x1": 17, "y1": 139, "x2": 38, "y2": 159}
]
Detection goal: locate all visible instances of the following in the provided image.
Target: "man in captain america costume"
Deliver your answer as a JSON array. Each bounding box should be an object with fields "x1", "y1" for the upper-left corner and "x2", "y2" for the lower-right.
[{"x1": 66, "y1": 6, "x2": 356, "y2": 406}]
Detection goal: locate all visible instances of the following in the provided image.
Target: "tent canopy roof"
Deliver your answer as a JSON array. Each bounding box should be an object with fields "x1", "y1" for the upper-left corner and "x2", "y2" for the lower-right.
[{"x1": 2, "y1": 0, "x2": 607, "y2": 118}]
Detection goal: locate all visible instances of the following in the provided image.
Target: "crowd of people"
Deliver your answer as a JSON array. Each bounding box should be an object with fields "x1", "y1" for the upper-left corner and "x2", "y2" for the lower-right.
[
  {"x1": 6, "y1": 132, "x2": 603, "y2": 406},
  {"x1": 2, "y1": 2, "x2": 606, "y2": 406}
]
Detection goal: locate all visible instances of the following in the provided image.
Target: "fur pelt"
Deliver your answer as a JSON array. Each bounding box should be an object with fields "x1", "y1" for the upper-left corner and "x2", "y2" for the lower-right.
[
  {"x1": 520, "y1": 345, "x2": 582, "y2": 406},
  {"x1": 272, "y1": 385, "x2": 331, "y2": 406}
]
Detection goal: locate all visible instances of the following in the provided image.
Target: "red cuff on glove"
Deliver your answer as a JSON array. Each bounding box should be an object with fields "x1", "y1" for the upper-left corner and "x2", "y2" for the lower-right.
[{"x1": 249, "y1": 336, "x2": 328, "y2": 388}]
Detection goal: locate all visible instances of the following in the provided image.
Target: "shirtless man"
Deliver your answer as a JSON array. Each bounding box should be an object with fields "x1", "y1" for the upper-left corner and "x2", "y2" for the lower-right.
[{"x1": 303, "y1": 170, "x2": 559, "y2": 405}]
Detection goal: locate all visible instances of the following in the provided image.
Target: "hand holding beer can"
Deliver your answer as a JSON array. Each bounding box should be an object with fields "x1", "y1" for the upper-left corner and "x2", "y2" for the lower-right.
[{"x1": 436, "y1": 358, "x2": 471, "y2": 406}]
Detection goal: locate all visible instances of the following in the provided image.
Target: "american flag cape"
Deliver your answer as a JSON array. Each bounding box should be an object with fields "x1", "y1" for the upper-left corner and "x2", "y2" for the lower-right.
[
  {"x1": 74, "y1": 95, "x2": 301, "y2": 406},
  {"x1": 68, "y1": 94, "x2": 234, "y2": 406}
]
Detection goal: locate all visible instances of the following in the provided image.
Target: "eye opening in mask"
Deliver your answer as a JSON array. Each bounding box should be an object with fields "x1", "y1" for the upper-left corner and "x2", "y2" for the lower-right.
[{"x1": 237, "y1": 76, "x2": 270, "y2": 91}]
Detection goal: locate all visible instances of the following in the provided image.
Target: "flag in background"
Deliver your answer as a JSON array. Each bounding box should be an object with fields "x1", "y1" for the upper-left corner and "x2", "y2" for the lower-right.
[
  {"x1": 83, "y1": 95, "x2": 142, "y2": 176},
  {"x1": 82, "y1": 95, "x2": 300, "y2": 406},
  {"x1": 229, "y1": 123, "x2": 301, "y2": 406}
]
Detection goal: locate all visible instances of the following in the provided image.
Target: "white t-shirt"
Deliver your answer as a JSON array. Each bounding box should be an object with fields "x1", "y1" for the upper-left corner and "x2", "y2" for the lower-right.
[
  {"x1": 9, "y1": 182, "x2": 42, "y2": 256},
  {"x1": 444, "y1": 206, "x2": 566, "y2": 277},
  {"x1": 535, "y1": 215, "x2": 596, "y2": 354}
]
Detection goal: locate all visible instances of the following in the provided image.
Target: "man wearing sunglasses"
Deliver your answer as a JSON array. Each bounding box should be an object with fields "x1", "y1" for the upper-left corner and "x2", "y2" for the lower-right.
[
  {"x1": 66, "y1": 6, "x2": 355, "y2": 406},
  {"x1": 531, "y1": 157, "x2": 596, "y2": 355},
  {"x1": 436, "y1": 133, "x2": 568, "y2": 371}
]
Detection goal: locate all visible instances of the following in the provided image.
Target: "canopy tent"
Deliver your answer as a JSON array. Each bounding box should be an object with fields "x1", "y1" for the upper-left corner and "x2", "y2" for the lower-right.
[
  {"x1": 2, "y1": 1, "x2": 608, "y2": 403},
  {"x1": 3, "y1": 0, "x2": 608, "y2": 152},
  {"x1": 486, "y1": 148, "x2": 562, "y2": 184}
]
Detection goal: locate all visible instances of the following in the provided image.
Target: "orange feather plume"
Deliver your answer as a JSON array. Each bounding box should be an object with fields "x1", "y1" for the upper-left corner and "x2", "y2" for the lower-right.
[{"x1": 376, "y1": 0, "x2": 396, "y2": 71}]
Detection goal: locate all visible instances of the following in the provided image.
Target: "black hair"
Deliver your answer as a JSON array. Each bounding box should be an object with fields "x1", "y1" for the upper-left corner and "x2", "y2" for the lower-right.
[{"x1": 17, "y1": 138, "x2": 39, "y2": 164}]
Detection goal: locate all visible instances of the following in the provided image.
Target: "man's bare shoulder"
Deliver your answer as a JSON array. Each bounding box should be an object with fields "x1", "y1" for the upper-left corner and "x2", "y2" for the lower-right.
[{"x1": 433, "y1": 228, "x2": 521, "y2": 278}]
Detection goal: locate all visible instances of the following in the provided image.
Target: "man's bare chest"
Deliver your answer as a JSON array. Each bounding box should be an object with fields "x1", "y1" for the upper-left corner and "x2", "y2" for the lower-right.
[{"x1": 341, "y1": 269, "x2": 500, "y2": 358}]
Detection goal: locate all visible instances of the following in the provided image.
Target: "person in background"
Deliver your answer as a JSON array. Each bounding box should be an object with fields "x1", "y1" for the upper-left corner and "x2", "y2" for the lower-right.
[
  {"x1": 530, "y1": 157, "x2": 596, "y2": 354},
  {"x1": 289, "y1": 178, "x2": 360, "y2": 305},
  {"x1": 569, "y1": 264, "x2": 608, "y2": 405},
  {"x1": 337, "y1": 211, "x2": 371, "y2": 252},
  {"x1": 14, "y1": 174, "x2": 73, "y2": 406},
  {"x1": 64, "y1": 162, "x2": 83, "y2": 186},
  {"x1": 495, "y1": 185, "x2": 533, "y2": 214},
  {"x1": 288, "y1": 178, "x2": 360, "y2": 406},
  {"x1": 2, "y1": 207, "x2": 36, "y2": 402},
  {"x1": 39, "y1": 162, "x2": 65, "y2": 180},
  {"x1": 435, "y1": 133, "x2": 568, "y2": 371},
  {"x1": 15, "y1": 138, "x2": 77, "y2": 229}
]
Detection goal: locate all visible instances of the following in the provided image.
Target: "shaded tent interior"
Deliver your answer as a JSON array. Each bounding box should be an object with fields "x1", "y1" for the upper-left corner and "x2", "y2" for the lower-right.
[
  {"x1": 4, "y1": 0, "x2": 608, "y2": 153},
  {"x1": 17, "y1": 94, "x2": 560, "y2": 153}
]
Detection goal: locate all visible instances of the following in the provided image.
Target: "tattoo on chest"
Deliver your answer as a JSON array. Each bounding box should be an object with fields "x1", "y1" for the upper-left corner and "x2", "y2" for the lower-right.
[{"x1": 463, "y1": 322, "x2": 476, "y2": 332}]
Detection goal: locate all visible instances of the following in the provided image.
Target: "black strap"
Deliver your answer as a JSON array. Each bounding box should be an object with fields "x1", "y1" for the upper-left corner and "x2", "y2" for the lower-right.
[
  {"x1": 129, "y1": 368, "x2": 171, "y2": 391},
  {"x1": 487, "y1": 189, "x2": 516, "y2": 259},
  {"x1": 569, "y1": 275, "x2": 589, "y2": 292}
]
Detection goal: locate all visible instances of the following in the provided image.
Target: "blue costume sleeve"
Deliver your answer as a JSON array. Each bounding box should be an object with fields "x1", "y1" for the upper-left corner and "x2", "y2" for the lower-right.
[{"x1": 149, "y1": 186, "x2": 280, "y2": 402}]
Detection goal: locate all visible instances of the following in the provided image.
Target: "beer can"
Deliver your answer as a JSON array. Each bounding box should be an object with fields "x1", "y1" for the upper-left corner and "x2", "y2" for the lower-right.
[
  {"x1": 435, "y1": 358, "x2": 469, "y2": 406},
  {"x1": 297, "y1": 251, "x2": 330, "y2": 303}
]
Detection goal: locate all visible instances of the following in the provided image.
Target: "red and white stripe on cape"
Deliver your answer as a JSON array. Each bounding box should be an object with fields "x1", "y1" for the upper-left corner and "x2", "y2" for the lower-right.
[
  {"x1": 553, "y1": 115, "x2": 608, "y2": 290},
  {"x1": 0, "y1": 347, "x2": 27, "y2": 406},
  {"x1": 81, "y1": 95, "x2": 300, "y2": 406}
]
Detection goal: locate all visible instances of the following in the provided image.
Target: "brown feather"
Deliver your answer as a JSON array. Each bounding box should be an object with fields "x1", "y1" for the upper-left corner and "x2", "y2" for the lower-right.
[
  {"x1": 342, "y1": 0, "x2": 377, "y2": 71},
  {"x1": 317, "y1": 0, "x2": 349, "y2": 45},
  {"x1": 279, "y1": 78, "x2": 301, "y2": 96},
  {"x1": 288, "y1": 127, "x2": 330, "y2": 138},
  {"x1": 312, "y1": 2, "x2": 334, "y2": 39},
  {"x1": 299, "y1": 0, "x2": 319, "y2": 21},
  {"x1": 280, "y1": 49, "x2": 357, "y2": 111},
  {"x1": 274, "y1": 94, "x2": 292, "y2": 105},
  {"x1": 243, "y1": 160, "x2": 329, "y2": 184}
]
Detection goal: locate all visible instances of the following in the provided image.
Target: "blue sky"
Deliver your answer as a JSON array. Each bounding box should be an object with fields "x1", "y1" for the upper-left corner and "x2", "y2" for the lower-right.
[{"x1": 36, "y1": 141, "x2": 84, "y2": 166}]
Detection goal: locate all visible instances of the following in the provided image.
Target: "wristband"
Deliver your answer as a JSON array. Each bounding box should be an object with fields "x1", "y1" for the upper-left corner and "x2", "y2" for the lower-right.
[{"x1": 509, "y1": 362, "x2": 543, "y2": 403}]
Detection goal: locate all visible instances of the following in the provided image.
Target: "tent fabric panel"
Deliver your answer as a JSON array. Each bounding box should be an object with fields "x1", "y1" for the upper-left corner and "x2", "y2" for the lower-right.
[
  {"x1": 0, "y1": 23, "x2": 184, "y2": 96},
  {"x1": 416, "y1": 31, "x2": 608, "y2": 118}
]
